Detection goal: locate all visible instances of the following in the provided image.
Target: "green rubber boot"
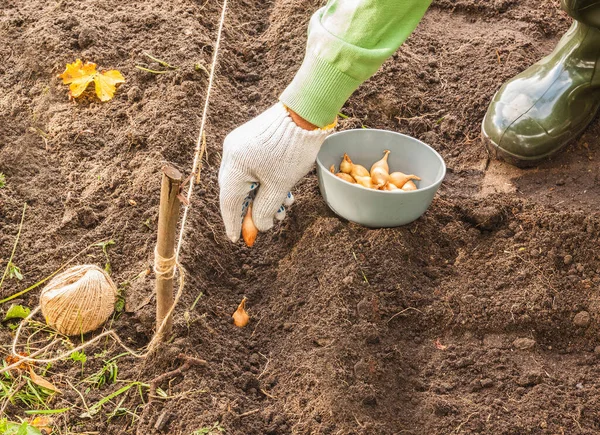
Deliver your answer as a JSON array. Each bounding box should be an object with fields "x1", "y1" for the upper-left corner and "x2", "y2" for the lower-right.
[{"x1": 482, "y1": 0, "x2": 600, "y2": 165}]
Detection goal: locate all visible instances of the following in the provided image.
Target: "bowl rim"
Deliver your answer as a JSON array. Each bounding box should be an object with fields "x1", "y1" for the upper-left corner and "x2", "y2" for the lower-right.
[{"x1": 316, "y1": 128, "x2": 447, "y2": 195}]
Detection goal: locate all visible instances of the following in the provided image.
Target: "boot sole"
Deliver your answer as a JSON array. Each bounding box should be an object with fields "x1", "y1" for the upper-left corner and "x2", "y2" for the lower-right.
[{"x1": 481, "y1": 126, "x2": 584, "y2": 169}]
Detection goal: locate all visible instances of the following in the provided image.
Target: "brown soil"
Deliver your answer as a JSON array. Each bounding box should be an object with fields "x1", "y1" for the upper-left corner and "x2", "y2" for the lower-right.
[{"x1": 2, "y1": 0, "x2": 600, "y2": 434}]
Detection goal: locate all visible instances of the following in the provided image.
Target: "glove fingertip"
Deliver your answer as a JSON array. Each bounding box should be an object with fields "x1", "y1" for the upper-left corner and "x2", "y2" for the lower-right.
[{"x1": 253, "y1": 215, "x2": 275, "y2": 232}]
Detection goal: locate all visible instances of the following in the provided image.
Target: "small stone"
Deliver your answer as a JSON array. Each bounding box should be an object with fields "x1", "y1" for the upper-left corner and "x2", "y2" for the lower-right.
[
  {"x1": 78, "y1": 26, "x2": 97, "y2": 48},
  {"x1": 556, "y1": 178, "x2": 566, "y2": 186},
  {"x1": 466, "y1": 205, "x2": 503, "y2": 231},
  {"x1": 594, "y1": 345, "x2": 600, "y2": 354},
  {"x1": 365, "y1": 333, "x2": 380, "y2": 345},
  {"x1": 357, "y1": 298, "x2": 372, "y2": 319},
  {"x1": 455, "y1": 357, "x2": 474, "y2": 368},
  {"x1": 248, "y1": 91, "x2": 261, "y2": 102},
  {"x1": 513, "y1": 337, "x2": 536, "y2": 350},
  {"x1": 353, "y1": 360, "x2": 370, "y2": 381},
  {"x1": 127, "y1": 86, "x2": 143, "y2": 102},
  {"x1": 342, "y1": 275, "x2": 354, "y2": 286},
  {"x1": 573, "y1": 311, "x2": 591, "y2": 328},
  {"x1": 154, "y1": 411, "x2": 172, "y2": 431},
  {"x1": 517, "y1": 371, "x2": 543, "y2": 387},
  {"x1": 564, "y1": 255, "x2": 573, "y2": 265},
  {"x1": 362, "y1": 395, "x2": 377, "y2": 406},
  {"x1": 480, "y1": 378, "x2": 494, "y2": 388}
]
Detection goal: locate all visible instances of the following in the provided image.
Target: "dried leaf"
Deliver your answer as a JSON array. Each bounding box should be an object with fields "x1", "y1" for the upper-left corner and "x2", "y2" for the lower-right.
[
  {"x1": 5, "y1": 352, "x2": 31, "y2": 371},
  {"x1": 29, "y1": 417, "x2": 52, "y2": 434},
  {"x1": 58, "y1": 59, "x2": 124, "y2": 101},
  {"x1": 28, "y1": 367, "x2": 61, "y2": 393}
]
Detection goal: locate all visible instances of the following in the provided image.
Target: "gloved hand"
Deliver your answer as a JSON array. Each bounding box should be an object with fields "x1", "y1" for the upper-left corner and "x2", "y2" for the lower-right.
[{"x1": 219, "y1": 102, "x2": 333, "y2": 243}]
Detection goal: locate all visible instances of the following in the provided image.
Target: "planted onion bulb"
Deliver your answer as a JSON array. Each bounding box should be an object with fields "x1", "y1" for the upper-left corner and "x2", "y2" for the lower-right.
[
  {"x1": 402, "y1": 180, "x2": 418, "y2": 191},
  {"x1": 340, "y1": 154, "x2": 369, "y2": 178},
  {"x1": 389, "y1": 172, "x2": 421, "y2": 189},
  {"x1": 370, "y1": 150, "x2": 390, "y2": 188},
  {"x1": 232, "y1": 297, "x2": 250, "y2": 327},
  {"x1": 40, "y1": 265, "x2": 116, "y2": 336},
  {"x1": 242, "y1": 205, "x2": 258, "y2": 247}
]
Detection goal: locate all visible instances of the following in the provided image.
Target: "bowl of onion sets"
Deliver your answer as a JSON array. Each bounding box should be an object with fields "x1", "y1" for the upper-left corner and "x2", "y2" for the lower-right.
[{"x1": 316, "y1": 129, "x2": 446, "y2": 227}]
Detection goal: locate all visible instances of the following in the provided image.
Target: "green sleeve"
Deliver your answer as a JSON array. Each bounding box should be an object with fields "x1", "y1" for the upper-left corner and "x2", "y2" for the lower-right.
[{"x1": 279, "y1": 0, "x2": 432, "y2": 128}]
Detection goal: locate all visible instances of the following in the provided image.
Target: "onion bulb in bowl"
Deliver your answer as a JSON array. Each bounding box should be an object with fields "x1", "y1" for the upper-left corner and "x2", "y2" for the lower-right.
[
  {"x1": 402, "y1": 180, "x2": 418, "y2": 191},
  {"x1": 389, "y1": 172, "x2": 421, "y2": 189},
  {"x1": 354, "y1": 175, "x2": 377, "y2": 189},
  {"x1": 340, "y1": 154, "x2": 369, "y2": 178},
  {"x1": 370, "y1": 150, "x2": 390, "y2": 188}
]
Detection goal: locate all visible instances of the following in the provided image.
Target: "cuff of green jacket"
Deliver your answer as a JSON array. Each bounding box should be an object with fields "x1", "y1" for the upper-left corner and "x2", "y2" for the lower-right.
[{"x1": 279, "y1": 52, "x2": 361, "y2": 128}]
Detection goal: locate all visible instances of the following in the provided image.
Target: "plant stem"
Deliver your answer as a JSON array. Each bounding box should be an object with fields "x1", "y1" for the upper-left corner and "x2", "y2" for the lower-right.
[
  {"x1": 135, "y1": 66, "x2": 172, "y2": 74},
  {"x1": 0, "y1": 203, "x2": 27, "y2": 290}
]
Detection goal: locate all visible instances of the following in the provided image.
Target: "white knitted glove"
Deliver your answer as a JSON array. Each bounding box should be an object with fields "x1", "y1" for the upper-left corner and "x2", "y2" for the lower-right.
[{"x1": 219, "y1": 102, "x2": 333, "y2": 243}]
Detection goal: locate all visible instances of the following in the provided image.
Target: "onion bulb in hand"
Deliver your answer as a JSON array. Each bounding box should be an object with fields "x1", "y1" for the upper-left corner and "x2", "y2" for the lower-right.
[{"x1": 242, "y1": 205, "x2": 258, "y2": 247}]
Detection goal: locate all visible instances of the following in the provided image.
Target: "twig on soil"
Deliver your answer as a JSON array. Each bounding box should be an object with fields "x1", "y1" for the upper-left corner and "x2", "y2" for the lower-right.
[
  {"x1": 250, "y1": 314, "x2": 263, "y2": 338},
  {"x1": 66, "y1": 378, "x2": 90, "y2": 415},
  {"x1": 260, "y1": 388, "x2": 276, "y2": 399},
  {"x1": 148, "y1": 354, "x2": 207, "y2": 398},
  {"x1": 257, "y1": 352, "x2": 270, "y2": 379},
  {"x1": 0, "y1": 379, "x2": 25, "y2": 416},
  {"x1": 136, "y1": 354, "x2": 207, "y2": 434},
  {"x1": 353, "y1": 414, "x2": 364, "y2": 428},
  {"x1": 454, "y1": 411, "x2": 479, "y2": 433},
  {"x1": 238, "y1": 408, "x2": 260, "y2": 418},
  {"x1": 387, "y1": 307, "x2": 424, "y2": 323}
]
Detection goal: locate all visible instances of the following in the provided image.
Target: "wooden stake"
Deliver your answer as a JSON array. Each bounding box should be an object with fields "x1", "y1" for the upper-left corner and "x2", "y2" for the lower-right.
[{"x1": 155, "y1": 165, "x2": 182, "y2": 340}]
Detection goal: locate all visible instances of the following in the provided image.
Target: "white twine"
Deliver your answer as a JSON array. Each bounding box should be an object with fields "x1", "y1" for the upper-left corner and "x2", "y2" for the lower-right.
[{"x1": 3, "y1": 0, "x2": 229, "y2": 372}]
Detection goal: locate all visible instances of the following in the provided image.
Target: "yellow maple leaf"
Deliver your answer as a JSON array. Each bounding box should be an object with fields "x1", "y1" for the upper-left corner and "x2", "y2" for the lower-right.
[
  {"x1": 59, "y1": 59, "x2": 125, "y2": 101},
  {"x1": 30, "y1": 416, "x2": 53, "y2": 434}
]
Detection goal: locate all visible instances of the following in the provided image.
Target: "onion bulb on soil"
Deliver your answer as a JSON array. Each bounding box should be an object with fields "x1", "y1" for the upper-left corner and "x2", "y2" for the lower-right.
[
  {"x1": 242, "y1": 204, "x2": 258, "y2": 247},
  {"x1": 340, "y1": 154, "x2": 369, "y2": 178},
  {"x1": 232, "y1": 297, "x2": 250, "y2": 327},
  {"x1": 402, "y1": 180, "x2": 418, "y2": 191},
  {"x1": 389, "y1": 172, "x2": 421, "y2": 189},
  {"x1": 40, "y1": 265, "x2": 117, "y2": 336},
  {"x1": 370, "y1": 150, "x2": 390, "y2": 188}
]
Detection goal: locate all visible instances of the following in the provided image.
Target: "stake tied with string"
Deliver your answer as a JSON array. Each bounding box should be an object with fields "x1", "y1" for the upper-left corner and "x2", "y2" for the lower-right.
[{"x1": 1, "y1": 0, "x2": 229, "y2": 375}]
